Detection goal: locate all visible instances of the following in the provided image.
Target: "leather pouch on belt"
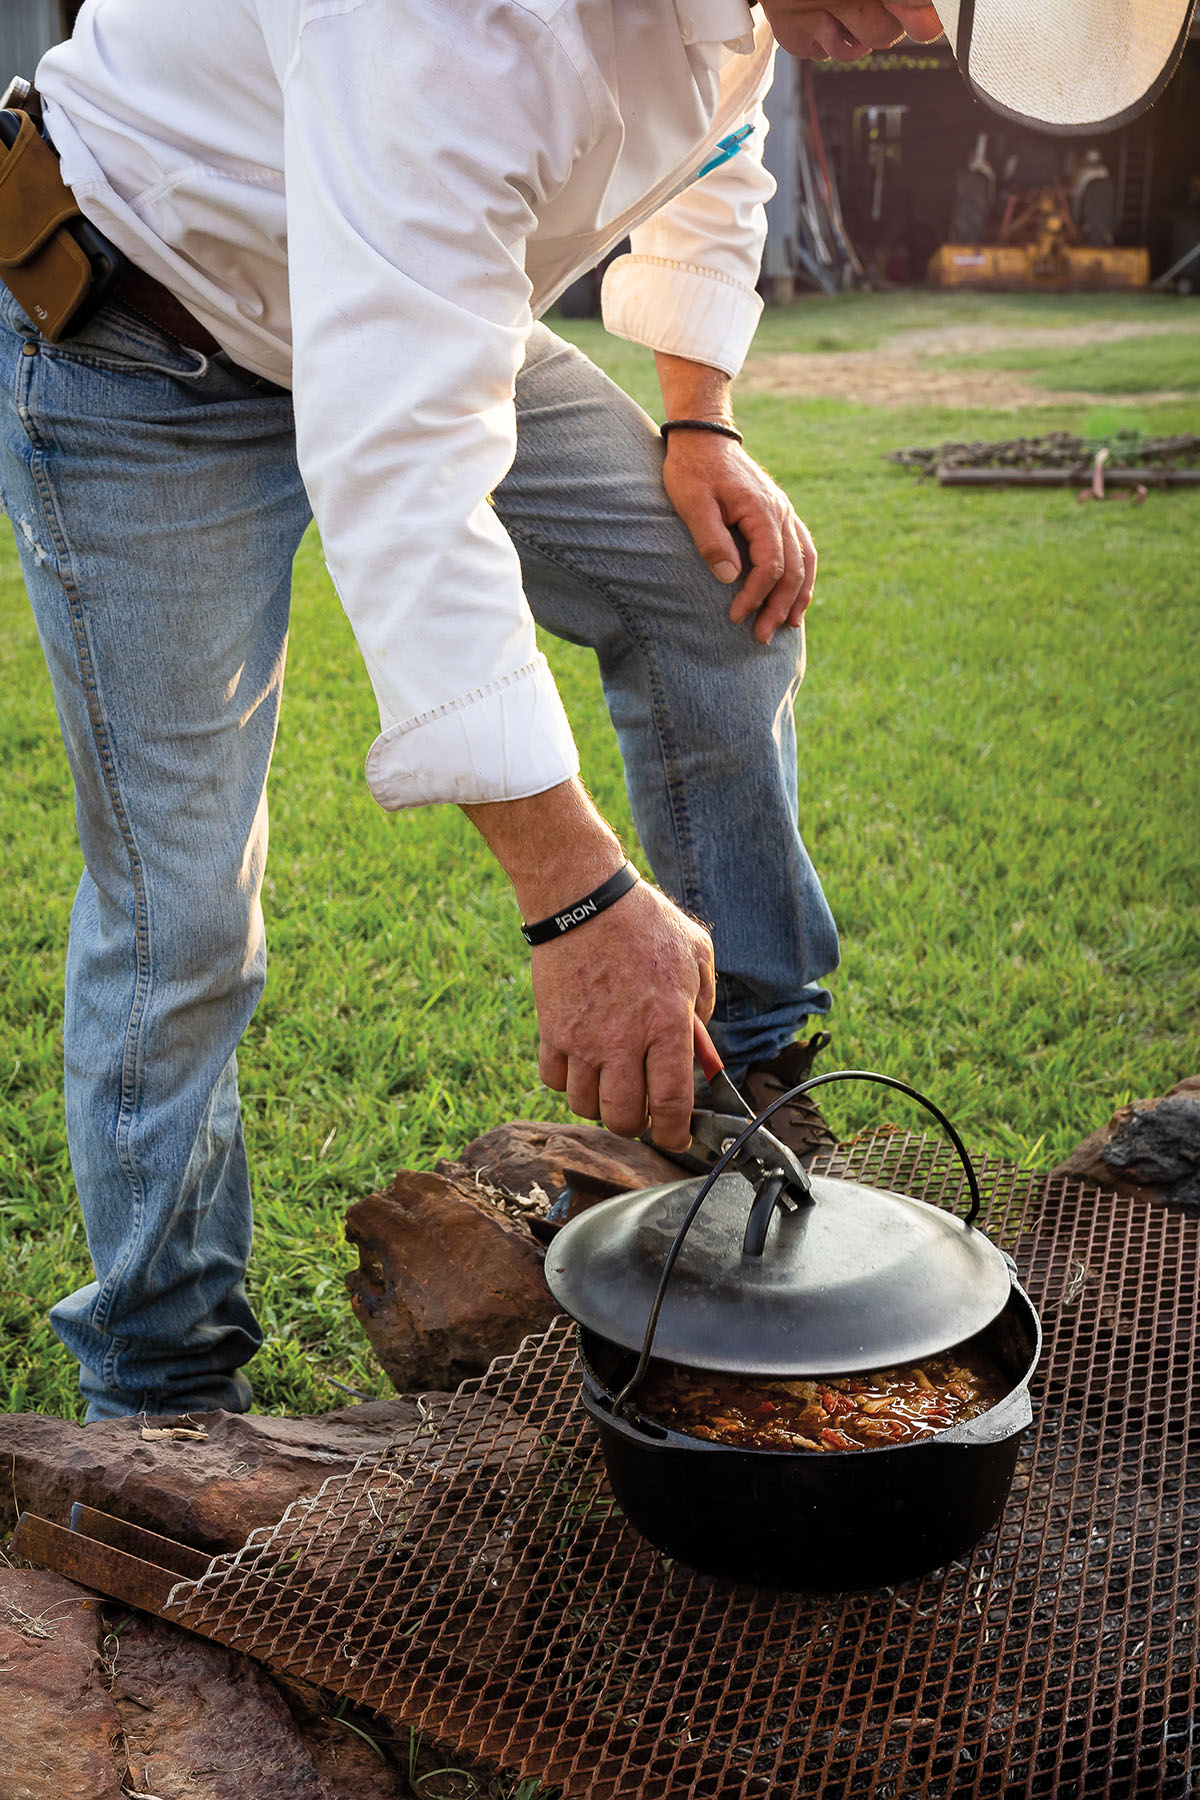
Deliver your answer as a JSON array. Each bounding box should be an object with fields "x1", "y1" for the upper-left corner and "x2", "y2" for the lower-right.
[{"x1": 0, "y1": 109, "x2": 91, "y2": 341}]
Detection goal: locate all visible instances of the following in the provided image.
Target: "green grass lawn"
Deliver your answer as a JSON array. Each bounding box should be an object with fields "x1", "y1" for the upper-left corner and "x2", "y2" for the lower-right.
[
  {"x1": 705, "y1": 287, "x2": 1200, "y2": 355},
  {"x1": 2, "y1": 291, "x2": 1197, "y2": 1419}
]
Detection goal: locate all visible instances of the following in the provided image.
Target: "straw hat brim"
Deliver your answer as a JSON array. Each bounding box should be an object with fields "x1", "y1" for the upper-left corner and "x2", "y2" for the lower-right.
[{"x1": 933, "y1": 0, "x2": 1197, "y2": 135}]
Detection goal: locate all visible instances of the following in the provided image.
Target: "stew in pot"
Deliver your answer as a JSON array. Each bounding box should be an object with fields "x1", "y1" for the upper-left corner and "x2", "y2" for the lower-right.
[{"x1": 636, "y1": 1338, "x2": 1010, "y2": 1451}]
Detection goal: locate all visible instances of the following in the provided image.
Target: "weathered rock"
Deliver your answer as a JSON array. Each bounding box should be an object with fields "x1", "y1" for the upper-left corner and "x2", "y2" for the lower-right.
[
  {"x1": 0, "y1": 1398, "x2": 437, "y2": 1552},
  {"x1": 1053, "y1": 1077, "x2": 1200, "y2": 1209},
  {"x1": 444, "y1": 1117, "x2": 683, "y2": 1200},
  {"x1": 109, "y1": 1611, "x2": 403, "y2": 1799},
  {"x1": 1099, "y1": 1094, "x2": 1200, "y2": 1208},
  {"x1": 275, "y1": 1675, "x2": 410, "y2": 1798},
  {"x1": 0, "y1": 1567, "x2": 406, "y2": 1800},
  {"x1": 0, "y1": 1569, "x2": 124, "y2": 1800},
  {"x1": 346, "y1": 1169, "x2": 559, "y2": 1391},
  {"x1": 346, "y1": 1123, "x2": 680, "y2": 1394}
]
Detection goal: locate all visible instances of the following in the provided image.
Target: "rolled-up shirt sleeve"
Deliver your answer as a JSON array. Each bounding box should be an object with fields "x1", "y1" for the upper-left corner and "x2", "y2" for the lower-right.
[
  {"x1": 600, "y1": 72, "x2": 775, "y2": 379},
  {"x1": 279, "y1": 3, "x2": 592, "y2": 808}
]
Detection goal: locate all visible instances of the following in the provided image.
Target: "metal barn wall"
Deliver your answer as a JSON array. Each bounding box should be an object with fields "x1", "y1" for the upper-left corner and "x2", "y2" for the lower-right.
[
  {"x1": 0, "y1": 0, "x2": 66, "y2": 83},
  {"x1": 761, "y1": 51, "x2": 799, "y2": 289}
]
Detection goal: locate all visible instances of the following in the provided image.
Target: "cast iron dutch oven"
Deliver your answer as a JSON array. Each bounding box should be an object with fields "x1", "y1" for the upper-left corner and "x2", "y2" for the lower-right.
[{"x1": 546, "y1": 1037, "x2": 1041, "y2": 1592}]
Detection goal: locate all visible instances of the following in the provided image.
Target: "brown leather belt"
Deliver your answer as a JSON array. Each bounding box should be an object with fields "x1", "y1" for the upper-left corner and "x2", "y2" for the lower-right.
[{"x1": 114, "y1": 260, "x2": 224, "y2": 360}]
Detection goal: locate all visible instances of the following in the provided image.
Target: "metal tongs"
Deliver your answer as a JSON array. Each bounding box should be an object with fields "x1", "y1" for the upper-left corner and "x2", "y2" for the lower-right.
[{"x1": 684, "y1": 1018, "x2": 813, "y2": 1207}]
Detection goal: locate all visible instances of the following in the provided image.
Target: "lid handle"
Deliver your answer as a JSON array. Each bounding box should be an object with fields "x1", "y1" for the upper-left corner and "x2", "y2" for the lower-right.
[{"x1": 741, "y1": 1170, "x2": 793, "y2": 1258}]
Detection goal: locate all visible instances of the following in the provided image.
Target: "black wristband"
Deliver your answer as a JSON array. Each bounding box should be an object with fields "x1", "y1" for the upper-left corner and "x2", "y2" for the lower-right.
[
  {"x1": 520, "y1": 862, "x2": 641, "y2": 946},
  {"x1": 660, "y1": 418, "x2": 744, "y2": 444}
]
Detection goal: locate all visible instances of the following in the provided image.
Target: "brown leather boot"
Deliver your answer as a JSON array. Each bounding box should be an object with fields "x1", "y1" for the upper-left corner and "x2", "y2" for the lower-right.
[{"x1": 739, "y1": 1032, "x2": 838, "y2": 1168}]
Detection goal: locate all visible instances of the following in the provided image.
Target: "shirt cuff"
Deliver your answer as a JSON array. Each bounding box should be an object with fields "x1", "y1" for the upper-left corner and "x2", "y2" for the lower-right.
[
  {"x1": 600, "y1": 253, "x2": 764, "y2": 379},
  {"x1": 364, "y1": 653, "x2": 580, "y2": 810}
]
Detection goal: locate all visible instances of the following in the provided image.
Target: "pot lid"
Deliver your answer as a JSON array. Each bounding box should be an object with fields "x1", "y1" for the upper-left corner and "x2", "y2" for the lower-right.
[{"x1": 544, "y1": 1169, "x2": 1014, "y2": 1376}]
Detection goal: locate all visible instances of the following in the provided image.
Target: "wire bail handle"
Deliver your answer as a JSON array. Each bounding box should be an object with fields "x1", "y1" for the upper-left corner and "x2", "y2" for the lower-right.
[{"x1": 612, "y1": 1065, "x2": 985, "y2": 1420}]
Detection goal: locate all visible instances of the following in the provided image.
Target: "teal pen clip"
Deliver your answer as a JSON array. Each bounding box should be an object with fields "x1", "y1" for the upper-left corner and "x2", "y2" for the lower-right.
[{"x1": 696, "y1": 123, "x2": 754, "y2": 179}]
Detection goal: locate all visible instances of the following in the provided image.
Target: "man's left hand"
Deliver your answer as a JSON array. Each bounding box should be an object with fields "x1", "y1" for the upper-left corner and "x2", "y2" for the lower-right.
[
  {"x1": 662, "y1": 430, "x2": 816, "y2": 644},
  {"x1": 760, "y1": 1, "x2": 944, "y2": 61}
]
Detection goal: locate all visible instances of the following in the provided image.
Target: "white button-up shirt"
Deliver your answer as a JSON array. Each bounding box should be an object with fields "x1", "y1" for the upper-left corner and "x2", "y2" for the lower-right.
[{"x1": 39, "y1": 0, "x2": 775, "y2": 808}]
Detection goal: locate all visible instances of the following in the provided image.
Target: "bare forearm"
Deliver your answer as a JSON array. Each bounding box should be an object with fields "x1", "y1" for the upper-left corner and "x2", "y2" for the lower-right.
[
  {"x1": 655, "y1": 351, "x2": 735, "y2": 425},
  {"x1": 461, "y1": 778, "x2": 625, "y2": 923}
]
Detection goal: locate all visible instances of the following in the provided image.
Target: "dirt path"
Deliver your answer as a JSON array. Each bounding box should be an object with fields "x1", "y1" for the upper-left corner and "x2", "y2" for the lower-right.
[{"x1": 737, "y1": 318, "x2": 1200, "y2": 409}]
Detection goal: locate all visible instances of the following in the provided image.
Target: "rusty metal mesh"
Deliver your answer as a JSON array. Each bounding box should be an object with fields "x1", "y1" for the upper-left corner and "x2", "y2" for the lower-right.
[{"x1": 163, "y1": 1129, "x2": 1198, "y2": 1798}]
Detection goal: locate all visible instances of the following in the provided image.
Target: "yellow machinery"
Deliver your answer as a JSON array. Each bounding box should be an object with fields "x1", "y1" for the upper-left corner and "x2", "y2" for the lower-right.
[
  {"x1": 929, "y1": 149, "x2": 1150, "y2": 291},
  {"x1": 929, "y1": 240, "x2": 1149, "y2": 291}
]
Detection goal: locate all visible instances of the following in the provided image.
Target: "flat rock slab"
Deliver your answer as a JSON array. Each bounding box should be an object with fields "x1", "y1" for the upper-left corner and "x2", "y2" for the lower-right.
[
  {"x1": 0, "y1": 1568, "x2": 124, "y2": 1800},
  {"x1": 0, "y1": 1567, "x2": 404, "y2": 1800},
  {"x1": 0, "y1": 1398, "x2": 443, "y2": 1553},
  {"x1": 109, "y1": 1610, "x2": 402, "y2": 1799}
]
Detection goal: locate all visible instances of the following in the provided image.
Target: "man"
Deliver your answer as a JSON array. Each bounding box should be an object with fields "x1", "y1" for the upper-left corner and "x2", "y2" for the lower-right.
[{"x1": 0, "y1": 0, "x2": 1188, "y2": 1418}]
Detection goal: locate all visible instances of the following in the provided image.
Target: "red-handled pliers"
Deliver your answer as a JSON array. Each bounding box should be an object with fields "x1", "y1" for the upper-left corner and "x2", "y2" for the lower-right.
[{"x1": 677, "y1": 1019, "x2": 812, "y2": 1201}]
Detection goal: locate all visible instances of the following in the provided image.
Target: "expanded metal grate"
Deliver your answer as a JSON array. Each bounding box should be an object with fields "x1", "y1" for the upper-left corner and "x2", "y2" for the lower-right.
[{"x1": 157, "y1": 1129, "x2": 1197, "y2": 1798}]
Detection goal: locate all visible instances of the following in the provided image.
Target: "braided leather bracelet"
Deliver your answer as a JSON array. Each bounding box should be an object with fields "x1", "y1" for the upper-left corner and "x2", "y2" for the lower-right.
[
  {"x1": 660, "y1": 418, "x2": 744, "y2": 444},
  {"x1": 520, "y1": 862, "x2": 641, "y2": 946}
]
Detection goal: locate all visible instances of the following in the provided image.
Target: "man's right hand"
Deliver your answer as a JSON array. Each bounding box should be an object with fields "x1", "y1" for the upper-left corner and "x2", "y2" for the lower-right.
[
  {"x1": 462, "y1": 779, "x2": 716, "y2": 1151},
  {"x1": 532, "y1": 878, "x2": 715, "y2": 1150}
]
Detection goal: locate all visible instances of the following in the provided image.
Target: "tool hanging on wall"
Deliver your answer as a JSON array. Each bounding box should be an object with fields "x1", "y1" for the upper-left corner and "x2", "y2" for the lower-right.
[
  {"x1": 791, "y1": 64, "x2": 864, "y2": 293},
  {"x1": 853, "y1": 104, "x2": 908, "y2": 225}
]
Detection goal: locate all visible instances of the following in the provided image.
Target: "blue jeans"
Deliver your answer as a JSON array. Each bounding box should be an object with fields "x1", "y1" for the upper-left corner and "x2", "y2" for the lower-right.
[{"x1": 0, "y1": 288, "x2": 837, "y2": 1418}]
